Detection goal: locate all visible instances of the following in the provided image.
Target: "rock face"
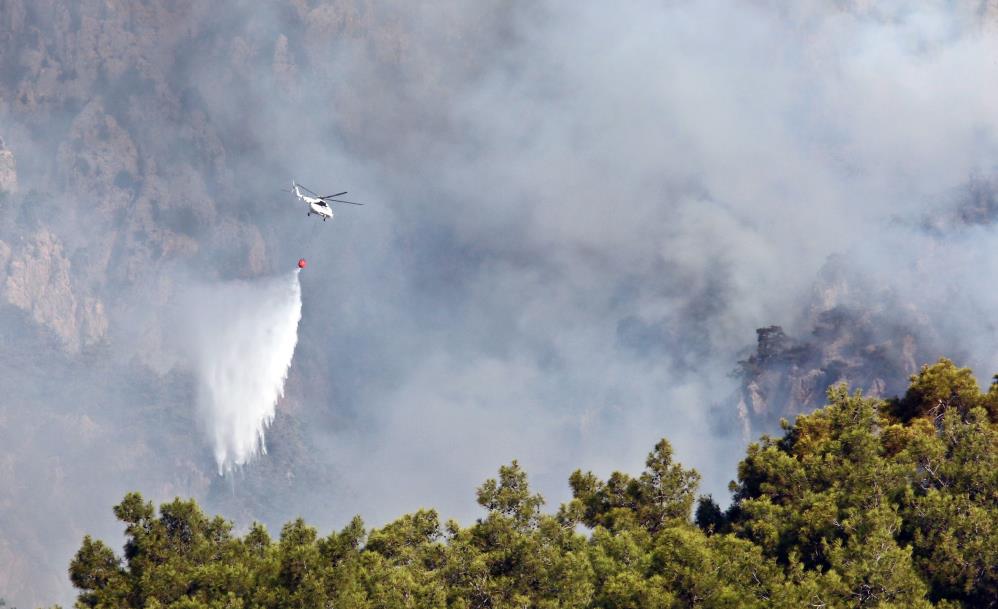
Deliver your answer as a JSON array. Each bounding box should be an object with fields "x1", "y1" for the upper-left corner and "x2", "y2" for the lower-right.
[
  {"x1": 2, "y1": 229, "x2": 107, "y2": 352},
  {"x1": 57, "y1": 101, "x2": 140, "y2": 215},
  {"x1": 0, "y1": 136, "x2": 16, "y2": 193},
  {"x1": 735, "y1": 262, "x2": 931, "y2": 437},
  {"x1": 736, "y1": 323, "x2": 916, "y2": 433},
  {"x1": 0, "y1": 4, "x2": 383, "y2": 606}
]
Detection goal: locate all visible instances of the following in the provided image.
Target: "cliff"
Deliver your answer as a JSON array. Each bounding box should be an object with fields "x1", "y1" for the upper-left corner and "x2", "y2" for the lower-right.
[{"x1": 735, "y1": 260, "x2": 938, "y2": 437}]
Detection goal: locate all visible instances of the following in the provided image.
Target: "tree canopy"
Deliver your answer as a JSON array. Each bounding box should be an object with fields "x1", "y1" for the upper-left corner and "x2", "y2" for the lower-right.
[{"x1": 67, "y1": 359, "x2": 997, "y2": 608}]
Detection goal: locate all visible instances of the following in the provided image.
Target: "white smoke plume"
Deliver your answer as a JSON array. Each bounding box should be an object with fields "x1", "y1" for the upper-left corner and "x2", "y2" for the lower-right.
[{"x1": 182, "y1": 271, "x2": 303, "y2": 474}]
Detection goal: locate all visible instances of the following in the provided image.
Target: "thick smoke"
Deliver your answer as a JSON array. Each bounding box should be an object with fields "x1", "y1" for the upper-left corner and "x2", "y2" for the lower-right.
[{"x1": 179, "y1": 271, "x2": 303, "y2": 474}]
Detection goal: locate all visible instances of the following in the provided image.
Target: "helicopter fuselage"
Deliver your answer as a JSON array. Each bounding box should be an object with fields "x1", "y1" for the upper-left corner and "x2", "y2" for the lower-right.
[
  {"x1": 307, "y1": 199, "x2": 333, "y2": 219},
  {"x1": 291, "y1": 181, "x2": 358, "y2": 221}
]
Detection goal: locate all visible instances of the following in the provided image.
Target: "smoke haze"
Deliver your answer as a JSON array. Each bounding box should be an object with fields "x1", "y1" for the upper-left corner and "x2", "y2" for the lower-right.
[{"x1": 2, "y1": 1, "x2": 998, "y2": 606}]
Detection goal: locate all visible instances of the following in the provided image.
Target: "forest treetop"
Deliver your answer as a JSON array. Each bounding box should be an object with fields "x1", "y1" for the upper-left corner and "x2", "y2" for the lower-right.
[{"x1": 67, "y1": 359, "x2": 997, "y2": 609}]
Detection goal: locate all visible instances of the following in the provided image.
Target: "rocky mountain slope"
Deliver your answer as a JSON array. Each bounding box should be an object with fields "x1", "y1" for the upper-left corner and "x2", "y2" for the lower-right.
[
  {"x1": 0, "y1": 2, "x2": 357, "y2": 605},
  {"x1": 735, "y1": 260, "x2": 935, "y2": 436},
  {"x1": 735, "y1": 172, "x2": 998, "y2": 437},
  {"x1": 3, "y1": 2, "x2": 997, "y2": 607}
]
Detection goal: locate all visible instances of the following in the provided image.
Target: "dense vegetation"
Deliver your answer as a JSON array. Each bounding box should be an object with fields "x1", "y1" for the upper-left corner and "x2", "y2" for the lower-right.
[{"x1": 67, "y1": 359, "x2": 997, "y2": 609}]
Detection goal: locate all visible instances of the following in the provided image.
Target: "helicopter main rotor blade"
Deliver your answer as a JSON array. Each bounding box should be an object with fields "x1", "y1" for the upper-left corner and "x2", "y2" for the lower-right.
[
  {"x1": 320, "y1": 191, "x2": 348, "y2": 199},
  {"x1": 298, "y1": 184, "x2": 321, "y2": 197},
  {"x1": 325, "y1": 199, "x2": 364, "y2": 206}
]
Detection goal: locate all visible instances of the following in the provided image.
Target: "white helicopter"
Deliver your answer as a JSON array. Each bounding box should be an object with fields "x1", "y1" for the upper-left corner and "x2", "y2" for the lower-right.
[{"x1": 288, "y1": 180, "x2": 363, "y2": 221}]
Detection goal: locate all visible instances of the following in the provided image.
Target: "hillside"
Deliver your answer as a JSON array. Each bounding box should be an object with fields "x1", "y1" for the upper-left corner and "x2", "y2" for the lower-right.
[
  {"x1": 67, "y1": 360, "x2": 998, "y2": 609},
  {"x1": 4, "y1": 3, "x2": 998, "y2": 607}
]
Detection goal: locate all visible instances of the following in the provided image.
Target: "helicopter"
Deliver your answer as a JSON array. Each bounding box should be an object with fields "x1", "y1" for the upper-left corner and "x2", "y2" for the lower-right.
[{"x1": 288, "y1": 180, "x2": 363, "y2": 221}]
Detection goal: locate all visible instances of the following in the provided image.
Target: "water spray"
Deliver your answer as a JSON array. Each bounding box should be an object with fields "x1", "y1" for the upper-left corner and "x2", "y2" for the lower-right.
[{"x1": 183, "y1": 268, "x2": 303, "y2": 474}]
